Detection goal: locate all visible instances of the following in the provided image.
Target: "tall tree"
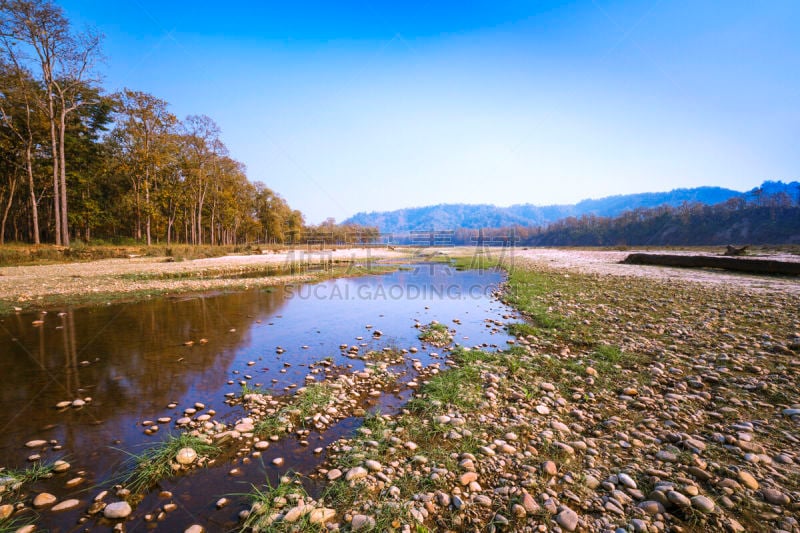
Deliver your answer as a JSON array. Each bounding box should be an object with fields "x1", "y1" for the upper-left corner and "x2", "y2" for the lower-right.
[
  {"x1": 110, "y1": 90, "x2": 177, "y2": 245},
  {"x1": 0, "y1": 60, "x2": 45, "y2": 243},
  {"x1": 181, "y1": 114, "x2": 224, "y2": 245},
  {"x1": 1, "y1": 0, "x2": 101, "y2": 245}
]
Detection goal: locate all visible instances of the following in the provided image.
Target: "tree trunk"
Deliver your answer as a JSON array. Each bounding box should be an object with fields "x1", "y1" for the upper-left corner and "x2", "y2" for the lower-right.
[
  {"x1": 1, "y1": 176, "x2": 18, "y2": 245},
  {"x1": 49, "y1": 96, "x2": 61, "y2": 245},
  {"x1": 145, "y1": 178, "x2": 151, "y2": 246},
  {"x1": 58, "y1": 108, "x2": 69, "y2": 247},
  {"x1": 25, "y1": 144, "x2": 40, "y2": 245}
]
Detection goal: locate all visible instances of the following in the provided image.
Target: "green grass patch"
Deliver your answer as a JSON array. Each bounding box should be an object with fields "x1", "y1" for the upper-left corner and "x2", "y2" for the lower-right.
[
  {"x1": 117, "y1": 433, "x2": 219, "y2": 494},
  {"x1": 417, "y1": 322, "x2": 453, "y2": 347},
  {"x1": 408, "y1": 365, "x2": 481, "y2": 415},
  {"x1": 0, "y1": 461, "x2": 55, "y2": 487}
]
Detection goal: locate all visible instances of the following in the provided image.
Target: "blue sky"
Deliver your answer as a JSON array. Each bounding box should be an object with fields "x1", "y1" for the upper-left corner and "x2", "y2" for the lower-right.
[{"x1": 60, "y1": 1, "x2": 799, "y2": 223}]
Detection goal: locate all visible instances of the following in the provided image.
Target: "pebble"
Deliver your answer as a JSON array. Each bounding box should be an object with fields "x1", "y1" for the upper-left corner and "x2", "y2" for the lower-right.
[
  {"x1": 175, "y1": 447, "x2": 197, "y2": 465},
  {"x1": 556, "y1": 507, "x2": 579, "y2": 531},
  {"x1": 459, "y1": 472, "x2": 478, "y2": 485},
  {"x1": 761, "y1": 488, "x2": 790, "y2": 506},
  {"x1": 618, "y1": 472, "x2": 637, "y2": 489},
  {"x1": 737, "y1": 470, "x2": 759, "y2": 490},
  {"x1": 104, "y1": 501, "x2": 132, "y2": 519},
  {"x1": 541, "y1": 460, "x2": 558, "y2": 476},
  {"x1": 691, "y1": 495, "x2": 715, "y2": 513},
  {"x1": 346, "y1": 466, "x2": 368, "y2": 481},
  {"x1": 667, "y1": 490, "x2": 692, "y2": 507},
  {"x1": 33, "y1": 493, "x2": 57, "y2": 508},
  {"x1": 351, "y1": 514, "x2": 375, "y2": 530},
  {"x1": 309, "y1": 507, "x2": 336, "y2": 524},
  {"x1": 0, "y1": 504, "x2": 12, "y2": 520}
]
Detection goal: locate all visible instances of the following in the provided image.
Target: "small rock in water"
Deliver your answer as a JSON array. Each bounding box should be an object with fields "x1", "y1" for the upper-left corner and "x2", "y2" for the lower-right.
[
  {"x1": 52, "y1": 499, "x2": 81, "y2": 512},
  {"x1": 103, "y1": 501, "x2": 132, "y2": 519},
  {"x1": 175, "y1": 447, "x2": 197, "y2": 465},
  {"x1": 33, "y1": 493, "x2": 57, "y2": 508}
]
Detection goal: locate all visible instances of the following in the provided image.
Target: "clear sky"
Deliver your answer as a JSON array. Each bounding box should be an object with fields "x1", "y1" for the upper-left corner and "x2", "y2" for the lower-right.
[{"x1": 59, "y1": 0, "x2": 799, "y2": 223}]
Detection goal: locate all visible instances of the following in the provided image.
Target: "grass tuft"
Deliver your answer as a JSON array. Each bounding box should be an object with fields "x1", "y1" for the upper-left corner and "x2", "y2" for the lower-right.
[{"x1": 117, "y1": 433, "x2": 219, "y2": 494}]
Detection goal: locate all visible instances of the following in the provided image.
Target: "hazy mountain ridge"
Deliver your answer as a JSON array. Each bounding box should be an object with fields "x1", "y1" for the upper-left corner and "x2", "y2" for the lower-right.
[{"x1": 344, "y1": 182, "x2": 798, "y2": 233}]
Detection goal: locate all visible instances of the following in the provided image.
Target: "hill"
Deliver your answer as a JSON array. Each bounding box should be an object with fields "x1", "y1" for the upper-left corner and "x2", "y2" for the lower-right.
[{"x1": 344, "y1": 182, "x2": 798, "y2": 233}]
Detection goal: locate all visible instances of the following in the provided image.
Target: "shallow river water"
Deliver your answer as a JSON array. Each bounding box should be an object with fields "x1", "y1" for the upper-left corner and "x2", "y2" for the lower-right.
[{"x1": 0, "y1": 262, "x2": 516, "y2": 531}]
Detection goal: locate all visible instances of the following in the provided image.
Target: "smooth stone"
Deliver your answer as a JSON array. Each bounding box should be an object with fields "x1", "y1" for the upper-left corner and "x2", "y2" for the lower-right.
[
  {"x1": 25, "y1": 439, "x2": 47, "y2": 448},
  {"x1": 0, "y1": 504, "x2": 12, "y2": 520},
  {"x1": 541, "y1": 461, "x2": 558, "y2": 476},
  {"x1": 618, "y1": 473, "x2": 637, "y2": 489},
  {"x1": 254, "y1": 441, "x2": 270, "y2": 450},
  {"x1": 283, "y1": 505, "x2": 309, "y2": 522},
  {"x1": 691, "y1": 495, "x2": 715, "y2": 513},
  {"x1": 474, "y1": 495, "x2": 492, "y2": 507},
  {"x1": 234, "y1": 422, "x2": 255, "y2": 433},
  {"x1": 175, "y1": 447, "x2": 197, "y2": 465},
  {"x1": 459, "y1": 472, "x2": 478, "y2": 485},
  {"x1": 52, "y1": 499, "x2": 81, "y2": 512},
  {"x1": 667, "y1": 490, "x2": 692, "y2": 507},
  {"x1": 351, "y1": 514, "x2": 375, "y2": 531},
  {"x1": 364, "y1": 459, "x2": 381, "y2": 472},
  {"x1": 346, "y1": 466, "x2": 368, "y2": 481},
  {"x1": 737, "y1": 470, "x2": 759, "y2": 490},
  {"x1": 272, "y1": 457, "x2": 284, "y2": 466},
  {"x1": 327, "y1": 469, "x2": 343, "y2": 481},
  {"x1": 104, "y1": 501, "x2": 132, "y2": 519},
  {"x1": 522, "y1": 492, "x2": 540, "y2": 513},
  {"x1": 33, "y1": 493, "x2": 57, "y2": 508},
  {"x1": 556, "y1": 507, "x2": 579, "y2": 531},
  {"x1": 761, "y1": 488, "x2": 790, "y2": 506},
  {"x1": 309, "y1": 507, "x2": 336, "y2": 524},
  {"x1": 184, "y1": 526, "x2": 204, "y2": 533},
  {"x1": 638, "y1": 500, "x2": 666, "y2": 515},
  {"x1": 452, "y1": 495, "x2": 465, "y2": 509}
]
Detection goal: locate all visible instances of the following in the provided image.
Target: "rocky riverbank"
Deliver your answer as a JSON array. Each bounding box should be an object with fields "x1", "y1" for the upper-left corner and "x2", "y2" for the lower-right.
[{"x1": 237, "y1": 260, "x2": 799, "y2": 531}]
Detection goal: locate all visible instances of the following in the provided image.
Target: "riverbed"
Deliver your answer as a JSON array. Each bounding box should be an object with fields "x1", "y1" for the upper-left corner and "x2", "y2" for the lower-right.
[{"x1": 0, "y1": 262, "x2": 514, "y2": 531}]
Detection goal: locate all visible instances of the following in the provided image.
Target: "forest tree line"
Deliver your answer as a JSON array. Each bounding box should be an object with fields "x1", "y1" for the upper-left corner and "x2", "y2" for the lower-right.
[
  {"x1": 445, "y1": 188, "x2": 800, "y2": 247},
  {"x1": 1, "y1": 0, "x2": 377, "y2": 247}
]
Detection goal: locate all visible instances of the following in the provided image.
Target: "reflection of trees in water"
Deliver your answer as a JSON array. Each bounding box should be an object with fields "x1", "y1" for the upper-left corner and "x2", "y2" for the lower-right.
[{"x1": 0, "y1": 289, "x2": 288, "y2": 456}]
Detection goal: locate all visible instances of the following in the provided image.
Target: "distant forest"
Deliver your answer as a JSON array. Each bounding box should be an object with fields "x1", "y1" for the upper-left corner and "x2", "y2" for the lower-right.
[
  {"x1": 0, "y1": 1, "x2": 379, "y2": 246},
  {"x1": 445, "y1": 188, "x2": 800, "y2": 247}
]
